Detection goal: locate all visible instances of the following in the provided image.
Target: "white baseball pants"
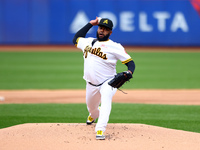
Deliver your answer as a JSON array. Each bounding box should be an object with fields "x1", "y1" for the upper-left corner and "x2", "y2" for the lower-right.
[{"x1": 86, "y1": 79, "x2": 117, "y2": 132}]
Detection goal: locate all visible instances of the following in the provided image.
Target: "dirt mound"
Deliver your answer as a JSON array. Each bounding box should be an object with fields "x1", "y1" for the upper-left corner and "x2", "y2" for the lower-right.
[
  {"x1": 0, "y1": 89, "x2": 200, "y2": 149},
  {"x1": 0, "y1": 123, "x2": 200, "y2": 150}
]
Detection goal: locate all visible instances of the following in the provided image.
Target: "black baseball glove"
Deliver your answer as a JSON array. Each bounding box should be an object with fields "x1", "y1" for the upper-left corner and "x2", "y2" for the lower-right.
[{"x1": 108, "y1": 71, "x2": 132, "y2": 89}]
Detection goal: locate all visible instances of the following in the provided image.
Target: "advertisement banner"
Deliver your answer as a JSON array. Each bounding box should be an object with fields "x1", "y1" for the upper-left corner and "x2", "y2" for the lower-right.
[{"x1": 0, "y1": 0, "x2": 200, "y2": 46}]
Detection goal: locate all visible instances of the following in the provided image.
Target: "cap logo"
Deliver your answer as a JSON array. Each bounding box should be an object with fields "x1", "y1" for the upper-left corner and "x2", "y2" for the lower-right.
[{"x1": 103, "y1": 20, "x2": 108, "y2": 24}]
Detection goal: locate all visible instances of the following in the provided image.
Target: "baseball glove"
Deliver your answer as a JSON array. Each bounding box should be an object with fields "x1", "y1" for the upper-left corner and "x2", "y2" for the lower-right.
[{"x1": 108, "y1": 71, "x2": 132, "y2": 89}]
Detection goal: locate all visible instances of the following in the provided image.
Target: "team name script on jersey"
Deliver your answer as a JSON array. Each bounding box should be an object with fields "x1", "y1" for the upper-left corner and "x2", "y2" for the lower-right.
[{"x1": 84, "y1": 45, "x2": 108, "y2": 60}]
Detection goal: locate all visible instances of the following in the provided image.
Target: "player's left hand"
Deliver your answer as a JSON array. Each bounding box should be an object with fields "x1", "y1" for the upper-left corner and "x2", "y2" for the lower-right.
[
  {"x1": 108, "y1": 71, "x2": 133, "y2": 89},
  {"x1": 123, "y1": 71, "x2": 132, "y2": 80}
]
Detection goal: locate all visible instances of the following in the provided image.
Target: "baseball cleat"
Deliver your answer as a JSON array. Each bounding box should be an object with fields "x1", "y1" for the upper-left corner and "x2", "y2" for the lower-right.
[
  {"x1": 86, "y1": 115, "x2": 95, "y2": 125},
  {"x1": 96, "y1": 130, "x2": 105, "y2": 140}
]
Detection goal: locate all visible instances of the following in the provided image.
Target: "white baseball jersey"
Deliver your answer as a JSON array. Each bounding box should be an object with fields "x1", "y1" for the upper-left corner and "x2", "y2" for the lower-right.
[{"x1": 77, "y1": 37, "x2": 132, "y2": 85}]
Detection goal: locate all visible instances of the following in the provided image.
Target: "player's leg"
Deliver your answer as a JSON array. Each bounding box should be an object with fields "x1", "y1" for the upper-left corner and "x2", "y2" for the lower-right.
[
  {"x1": 86, "y1": 82, "x2": 101, "y2": 121},
  {"x1": 95, "y1": 80, "x2": 117, "y2": 132}
]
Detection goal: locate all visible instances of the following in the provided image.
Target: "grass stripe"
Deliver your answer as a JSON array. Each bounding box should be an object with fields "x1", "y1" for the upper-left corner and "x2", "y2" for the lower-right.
[
  {"x1": 0, "y1": 51, "x2": 200, "y2": 89},
  {"x1": 1, "y1": 103, "x2": 200, "y2": 133}
]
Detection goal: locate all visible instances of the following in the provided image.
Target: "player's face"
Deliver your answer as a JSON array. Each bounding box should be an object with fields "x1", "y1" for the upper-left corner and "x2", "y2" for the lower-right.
[{"x1": 97, "y1": 26, "x2": 112, "y2": 41}]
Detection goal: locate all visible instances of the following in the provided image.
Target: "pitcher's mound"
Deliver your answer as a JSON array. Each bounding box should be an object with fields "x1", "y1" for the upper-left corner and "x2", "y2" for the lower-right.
[{"x1": 0, "y1": 123, "x2": 200, "y2": 150}]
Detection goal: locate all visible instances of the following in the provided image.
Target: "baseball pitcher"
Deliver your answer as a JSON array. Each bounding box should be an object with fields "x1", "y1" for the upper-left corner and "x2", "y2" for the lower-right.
[{"x1": 72, "y1": 17, "x2": 135, "y2": 140}]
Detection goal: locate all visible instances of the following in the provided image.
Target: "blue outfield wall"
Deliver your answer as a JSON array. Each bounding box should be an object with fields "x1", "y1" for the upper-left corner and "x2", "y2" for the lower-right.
[{"x1": 0, "y1": 0, "x2": 200, "y2": 46}]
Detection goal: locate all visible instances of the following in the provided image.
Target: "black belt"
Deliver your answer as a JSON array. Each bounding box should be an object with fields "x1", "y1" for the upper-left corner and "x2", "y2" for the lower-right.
[
  {"x1": 88, "y1": 82, "x2": 104, "y2": 87},
  {"x1": 88, "y1": 79, "x2": 108, "y2": 87}
]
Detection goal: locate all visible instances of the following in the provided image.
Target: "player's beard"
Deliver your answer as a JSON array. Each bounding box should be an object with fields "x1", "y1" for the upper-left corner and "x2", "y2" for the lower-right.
[{"x1": 96, "y1": 31, "x2": 110, "y2": 41}]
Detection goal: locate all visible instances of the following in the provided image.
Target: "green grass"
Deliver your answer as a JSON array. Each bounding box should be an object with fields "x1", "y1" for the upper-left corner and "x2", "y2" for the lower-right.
[
  {"x1": 0, "y1": 51, "x2": 200, "y2": 89},
  {"x1": 0, "y1": 50, "x2": 199, "y2": 134},
  {"x1": 131, "y1": 52, "x2": 200, "y2": 89},
  {"x1": 0, "y1": 52, "x2": 84, "y2": 89},
  {"x1": 0, "y1": 103, "x2": 200, "y2": 133}
]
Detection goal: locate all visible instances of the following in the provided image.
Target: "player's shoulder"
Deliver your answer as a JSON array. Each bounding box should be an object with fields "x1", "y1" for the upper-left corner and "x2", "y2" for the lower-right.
[
  {"x1": 77, "y1": 37, "x2": 96, "y2": 49},
  {"x1": 108, "y1": 39, "x2": 124, "y2": 50},
  {"x1": 79, "y1": 37, "x2": 95, "y2": 43}
]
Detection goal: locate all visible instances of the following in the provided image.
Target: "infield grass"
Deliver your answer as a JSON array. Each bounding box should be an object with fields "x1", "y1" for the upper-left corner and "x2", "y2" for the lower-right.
[
  {"x1": 0, "y1": 103, "x2": 200, "y2": 133},
  {"x1": 0, "y1": 51, "x2": 200, "y2": 89}
]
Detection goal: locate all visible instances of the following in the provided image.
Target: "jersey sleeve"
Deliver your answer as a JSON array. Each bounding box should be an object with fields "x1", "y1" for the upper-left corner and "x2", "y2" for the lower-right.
[
  {"x1": 114, "y1": 43, "x2": 133, "y2": 64},
  {"x1": 77, "y1": 37, "x2": 94, "y2": 52}
]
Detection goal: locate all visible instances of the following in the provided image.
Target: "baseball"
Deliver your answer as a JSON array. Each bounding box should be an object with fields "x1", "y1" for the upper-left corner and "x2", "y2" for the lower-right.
[
  {"x1": 0, "y1": 96, "x2": 5, "y2": 101},
  {"x1": 98, "y1": 17, "x2": 102, "y2": 23}
]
